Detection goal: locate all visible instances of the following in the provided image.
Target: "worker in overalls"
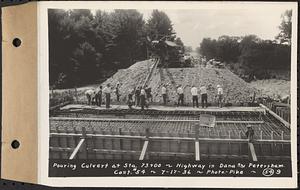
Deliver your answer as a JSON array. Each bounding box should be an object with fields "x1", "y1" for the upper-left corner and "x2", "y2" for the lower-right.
[
  {"x1": 103, "y1": 84, "x2": 111, "y2": 109},
  {"x1": 246, "y1": 125, "x2": 255, "y2": 142},
  {"x1": 140, "y1": 87, "x2": 146, "y2": 110}
]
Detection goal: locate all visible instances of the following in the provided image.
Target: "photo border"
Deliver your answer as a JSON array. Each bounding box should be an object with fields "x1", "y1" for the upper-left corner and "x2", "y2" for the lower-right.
[{"x1": 38, "y1": 1, "x2": 298, "y2": 188}]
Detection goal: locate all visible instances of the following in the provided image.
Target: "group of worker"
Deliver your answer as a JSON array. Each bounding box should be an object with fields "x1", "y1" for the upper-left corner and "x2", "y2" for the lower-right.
[
  {"x1": 127, "y1": 86, "x2": 153, "y2": 110},
  {"x1": 161, "y1": 84, "x2": 224, "y2": 108},
  {"x1": 85, "y1": 83, "x2": 120, "y2": 109},
  {"x1": 85, "y1": 83, "x2": 224, "y2": 109}
]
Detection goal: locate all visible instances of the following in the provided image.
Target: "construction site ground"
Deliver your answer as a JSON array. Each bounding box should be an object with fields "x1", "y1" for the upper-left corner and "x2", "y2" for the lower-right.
[{"x1": 60, "y1": 104, "x2": 265, "y2": 112}]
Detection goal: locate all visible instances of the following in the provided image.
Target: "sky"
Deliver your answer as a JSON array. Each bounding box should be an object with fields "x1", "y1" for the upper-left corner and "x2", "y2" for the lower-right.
[{"x1": 137, "y1": 6, "x2": 293, "y2": 49}]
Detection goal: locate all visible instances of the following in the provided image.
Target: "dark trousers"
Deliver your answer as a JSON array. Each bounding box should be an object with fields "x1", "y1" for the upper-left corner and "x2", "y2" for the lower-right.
[
  {"x1": 192, "y1": 96, "x2": 199, "y2": 107},
  {"x1": 105, "y1": 93, "x2": 110, "y2": 108},
  {"x1": 135, "y1": 95, "x2": 140, "y2": 106},
  {"x1": 201, "y1": 94, "x2": 208, "y2": 108},
  {"x1": 162, "y1": 94, "x2": 167, "y2": 105},
  {"x1": 86, "y1": 94, "x2": 91, "y2": 105},
  {"x1": 116, "y1": 93, "x2": 120, "y2": 102},
  {"x1": 140, "y1": 95, "x2": 146, "y2": 110},
  {"x1": 178, "y1": 94, "x2": 184, "y2": 106},
  {"x1": 95, "y1": 94, "x2": 102, "y2": 106},
  {"x1": 218, "y1": 94, "x2": 223, "y2": 108}
]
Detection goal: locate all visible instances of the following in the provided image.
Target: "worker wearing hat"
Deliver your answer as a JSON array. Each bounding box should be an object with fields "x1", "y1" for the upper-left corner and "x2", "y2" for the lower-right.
[
  {"x1": 217, "y1": 84, "x2": 223, "y2": 108},
  {"x1": 103, "y1": 84, "x2": 112, "y2": 108},
  {"x1": 115, "y1": 82, "x2": 120, "y2": 102},
  {"x1": 245, "y1": 125, "x2": 255, "y2": 142},
  {"x1": 177, "y1": 85, "x2": 184, "y2": 106}
]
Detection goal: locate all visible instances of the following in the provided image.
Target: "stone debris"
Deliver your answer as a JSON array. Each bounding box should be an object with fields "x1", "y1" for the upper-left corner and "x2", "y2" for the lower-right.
[{"x1": 100, "y1": 59, "x2": 258, "y2": 105}]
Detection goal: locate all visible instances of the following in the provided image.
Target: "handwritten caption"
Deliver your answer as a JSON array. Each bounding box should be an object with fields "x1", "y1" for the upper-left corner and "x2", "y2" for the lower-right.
[{"x1": 49, "y1": 160, "x2": 291, "y2": 177}]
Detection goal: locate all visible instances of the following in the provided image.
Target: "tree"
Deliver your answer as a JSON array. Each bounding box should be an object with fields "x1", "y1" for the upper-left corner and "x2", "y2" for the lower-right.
[
  {"x1": 216, "y1": 35, "x2": 240, "y2": 63},
  {"x1": 276, "y1": 10, "x2": 292, "y2": 45},
  {"x1": 108, "y1": 9, "x2": 146, "y2": 68},
  {"x1": 146, "y1": 10, "x2": 175, "y2": 41},
  {"x1": 184, "y1": 46, "x2": 193, "y2": 53},
  {"x1": 175, "y1": 37, "x2": 184, "y2": 53},
  {"x1": 199, "y1": 38, "x2": 218, "y2": 60},
  {"x1": 49, "y1": 9, "x2": 184, "y2": 88}
]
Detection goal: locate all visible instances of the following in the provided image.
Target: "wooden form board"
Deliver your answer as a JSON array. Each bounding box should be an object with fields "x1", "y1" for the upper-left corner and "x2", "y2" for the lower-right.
[{"x1": 1, "y1": 2, "x2": 38, "y2": 183}]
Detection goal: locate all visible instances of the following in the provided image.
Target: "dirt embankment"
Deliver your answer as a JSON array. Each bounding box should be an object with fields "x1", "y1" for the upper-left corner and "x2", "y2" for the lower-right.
[
  {"x1": 249, "y1": 79, "x2": 290, "y2": 100},
  {"x1": 99, "y1": 60, "x2": 257, "y2": 104}
]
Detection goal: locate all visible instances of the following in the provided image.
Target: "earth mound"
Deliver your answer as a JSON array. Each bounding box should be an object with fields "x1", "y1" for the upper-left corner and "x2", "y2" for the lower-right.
[{"x1": 101, "y1": 60, "x2": 257, "y2": 105}]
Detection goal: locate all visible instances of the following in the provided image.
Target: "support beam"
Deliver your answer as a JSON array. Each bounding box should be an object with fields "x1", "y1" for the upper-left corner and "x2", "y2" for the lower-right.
[
  {"x1": 248, "y1": 142, "x2": 258, "y2": 161},
  {"x1": 216, "y1": 120, "x2": 264, "y2": 124},
  {"x1": 259, "y1": 104, "x2": 290, "y2": 128},
  {"x1": 69, "y1": 138, "x2": 85, "y2": 160},
  {"x1": 139, "y1": 141, "x2": 149, "y2": 160},
  {"x1": 195, "y1": 141, "x2": 200, "y2": 161},
  {"x1": 50, "y1": 133, "x2": 291, "y2": 143},
  {"x1": 51, "y1": 117, "x2": 264, "y2": 124}
]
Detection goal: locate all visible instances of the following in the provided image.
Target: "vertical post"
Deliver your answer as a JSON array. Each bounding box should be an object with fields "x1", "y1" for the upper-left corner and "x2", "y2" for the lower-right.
[
  {"x1": 82, "y1": 126, "x2": 88, "y2": 159},
  {"x1": 271, "y1": 131, "x2": 274, "y2": 140},
  {"x1": 260, "y1": 130, "x2": 263, "y2": 140},
  {"x1": 195, "y1": 125, "x2": 200, "y2": 161},
  {"x1": 69, "y1": 126, "x2": 87, "y2": 160},
  {"x1": 74, "y1": 87, "x2": 78, "y2": 103},
  {"x1": 281, "y1": 131, "x2": 284, "y2": 140},
  {"x1": 139, "y1": 128, "x2": 150, "y2": 160},
  {"x1": 248, "y1": 142, "x2": 258, "y2": 161}
]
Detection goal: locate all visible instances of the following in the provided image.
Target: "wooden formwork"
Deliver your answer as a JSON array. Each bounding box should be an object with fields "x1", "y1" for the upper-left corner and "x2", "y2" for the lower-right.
[{"x1": 49, "y1": 109, "x2": 291, "y2": 161}]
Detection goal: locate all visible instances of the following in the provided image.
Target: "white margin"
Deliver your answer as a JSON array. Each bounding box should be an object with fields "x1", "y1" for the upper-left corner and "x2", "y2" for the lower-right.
[{"x1": 37, "y1": 1, "x2": 298, "y2": 188}]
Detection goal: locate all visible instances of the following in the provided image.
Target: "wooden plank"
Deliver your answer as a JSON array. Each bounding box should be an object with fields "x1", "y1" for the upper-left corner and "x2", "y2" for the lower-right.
[
  {"x1": 69, "y1": 138, "x2": 85, "y2": 160},
  {"x1": 50, "y1": 133, "x2": 291, "y2": 143},
  {"x1": 139, "y1": 141, "x2": 149, "y2": 160},
  {"x1": 195, "y1": 141, "x2": 200, "y2": 160},
  {"x1": 51, "y1": 117, "x2": 264, "y2": 124},
  {"x1": 259, "y1": 104, "x2": 290, "y2": 128},
  {"x1": 248, "y1": 142, "x2": 258, "y2": 161},
  {"x1": 217, "y1": 121, "x2": 264, "y2": 124}
]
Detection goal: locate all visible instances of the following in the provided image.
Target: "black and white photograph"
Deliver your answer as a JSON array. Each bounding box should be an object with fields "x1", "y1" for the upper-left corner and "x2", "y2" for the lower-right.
[{"x1": 42, "y1": 1, "x2": 297, "y2": 184}]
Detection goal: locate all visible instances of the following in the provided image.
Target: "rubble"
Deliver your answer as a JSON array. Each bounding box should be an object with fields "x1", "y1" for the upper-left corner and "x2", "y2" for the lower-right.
[{"x1": 100, "y1": 59, "x2": 258, "y2": 105}]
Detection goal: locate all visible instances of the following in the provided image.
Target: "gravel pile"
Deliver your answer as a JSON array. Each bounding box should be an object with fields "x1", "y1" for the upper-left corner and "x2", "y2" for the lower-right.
[{"x1": 100, "y1": 60, "x2": 257, "y2": 105}]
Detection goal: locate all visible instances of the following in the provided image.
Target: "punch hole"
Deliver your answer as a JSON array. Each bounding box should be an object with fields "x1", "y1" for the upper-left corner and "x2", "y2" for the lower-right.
[
  {"x1": 12, "y1": 38, "x2": 22, "y2": 47},
  {"x1": 11, "y1": 140, "x2": 20, "y2": 149}
]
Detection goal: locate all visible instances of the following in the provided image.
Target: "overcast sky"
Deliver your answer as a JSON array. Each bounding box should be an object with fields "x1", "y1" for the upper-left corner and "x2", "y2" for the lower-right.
[{"x1": 138, "y1": 6, "x2": 293, "y2": 49}]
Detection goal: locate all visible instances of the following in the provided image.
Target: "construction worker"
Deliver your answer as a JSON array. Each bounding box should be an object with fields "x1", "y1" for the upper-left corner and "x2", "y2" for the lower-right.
[
  {"x1": 127, "y1": 89, "x2": 134, "y2": 109},
  {"x1": 177, "y1": 85, "x2": 184, "y2": 106},
  {"x1": 115, "y1": 83, "x2": 120, "y2": 102},
  {"x1": 135, "y1": 86, "x2": 141, "y2": 107},
  {"x1": 200, "y1": 85, "x2": 208, "y2": 108},
  {"x1": 85, "y1": 89, "x2": 94, "y2": 105},
  {"x1": 140, "y1": 87, "x2": 146, "y2": 110},
  {"x1": 95, "y1": 85, "x2": 102, "y2": 106},
  {"x1": 246, "y1": 125, "x2": 255, "y2": 142},
  {"x1": 103, "y1": 84, "x2": 111, "y2": 108},
  {"x1": 217, "y1": 84, "x2": 223, "y2": 108},
  {"x1": 191, "y1": 85, "x2": 199, "y2": 108},
  {"x1": 161, "y1": 85, "x2": 167, "y2": 105},
  {"x1": 145, "y1": 85, "x2": 152, "y2": 103}
]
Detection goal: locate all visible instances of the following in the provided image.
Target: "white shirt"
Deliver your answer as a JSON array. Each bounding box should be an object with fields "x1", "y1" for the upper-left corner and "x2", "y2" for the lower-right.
[
  {"x1": 103, "y1": 86, "x2": 111, "y2": 94},
  {"x1": 199, "y1": 86, "x2": 207, "y2": 95},
  {"x1": 217, "y1": 87, "x2": 223, "y2": 95},
  {"x1": 191, "y1": 87, "x2": 198, "y2": 96},
  {"x1": 140, "y1": 89, "x2": 146, "y2": 96},
  {"x1": 85, "y1": 89, "x2": 94, "y2": 96},
  {"x1": 177, "y1": 87, "x2": 184, "y2": 94},
  {"x1": 161, "y1": 87, "x2": 167, "y2": 94}
]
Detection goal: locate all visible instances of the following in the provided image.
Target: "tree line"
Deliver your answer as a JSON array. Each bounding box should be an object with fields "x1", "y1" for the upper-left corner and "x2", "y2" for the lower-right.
[
  {"x1": 198, "y1": 10, "x2": 292, "y2": 81},
  {"x1": 49, "y1": 9, "x2": 183, "y2": 88}
]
